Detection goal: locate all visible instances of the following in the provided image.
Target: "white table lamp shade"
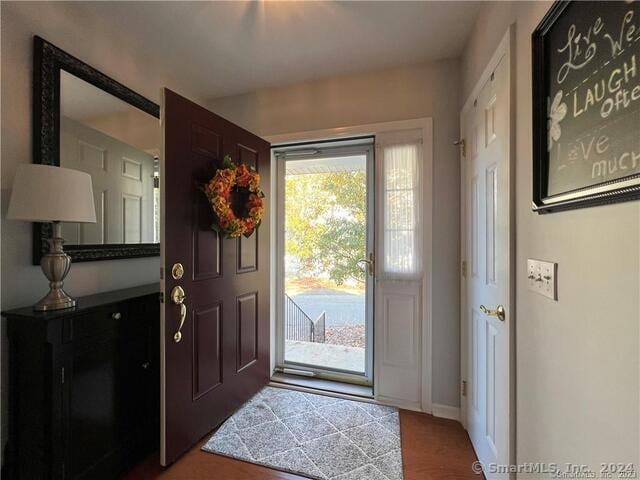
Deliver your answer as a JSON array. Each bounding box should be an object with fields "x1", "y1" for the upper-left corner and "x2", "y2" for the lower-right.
[{"x1": 7, "y1": 164, "x2": 96, "y2": 223}]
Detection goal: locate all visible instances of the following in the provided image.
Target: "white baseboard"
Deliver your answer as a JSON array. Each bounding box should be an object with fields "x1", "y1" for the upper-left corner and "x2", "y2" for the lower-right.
[
  {"x1": 374, "y1": 394, "x2": 423, "y2": 413},
  {"x1": 431, "y1": 403, "x2": 460, "y2": 421}
]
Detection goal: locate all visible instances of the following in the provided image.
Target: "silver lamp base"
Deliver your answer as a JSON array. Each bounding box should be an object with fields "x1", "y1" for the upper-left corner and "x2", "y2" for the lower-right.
[
  {"x1": 34, "y1": 221, "x2": 76, "y2": 312},
  {"x1": 34, "y1": 288, "x2": 76, "y2": 311}
]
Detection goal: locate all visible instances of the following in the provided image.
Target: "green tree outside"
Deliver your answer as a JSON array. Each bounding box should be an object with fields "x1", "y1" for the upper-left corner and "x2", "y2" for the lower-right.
[{"x1": 285, "y1": 170, "x2": 366, "y2": 286}]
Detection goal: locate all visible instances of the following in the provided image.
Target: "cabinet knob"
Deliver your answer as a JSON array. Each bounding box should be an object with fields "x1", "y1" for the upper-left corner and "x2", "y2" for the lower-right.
[
  {"x1": 112, "y1": 312, "x2": 122, "y2": 320},
  {"x1": 141, "y1": 361, "x2": 150, "y2": 369}
]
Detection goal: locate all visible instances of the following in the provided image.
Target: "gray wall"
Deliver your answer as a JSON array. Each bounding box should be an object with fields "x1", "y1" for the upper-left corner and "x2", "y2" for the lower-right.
[
  {"x1": 461, "y1": 1, "x2": 639, "y2": 470},
  {"x1": 210, "y1": 60, "x2": 463, "y2": 409},
  {"x1": 0, "y1": 1, "x2": 199, "y2": 461}
]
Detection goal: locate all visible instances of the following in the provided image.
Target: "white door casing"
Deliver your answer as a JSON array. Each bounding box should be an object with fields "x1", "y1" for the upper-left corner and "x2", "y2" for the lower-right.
[
  {"x1": 266, "y1": 118, "x2": 433, "y2": 413},
  {"x1": 461, "y1": 27, "x2": 514, "y2": 478}
]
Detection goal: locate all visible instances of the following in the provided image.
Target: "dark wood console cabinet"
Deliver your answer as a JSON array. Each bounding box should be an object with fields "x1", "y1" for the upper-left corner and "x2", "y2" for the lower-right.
[{"x1": 4, "y1": 284, "x2": 160, "y2": 479}]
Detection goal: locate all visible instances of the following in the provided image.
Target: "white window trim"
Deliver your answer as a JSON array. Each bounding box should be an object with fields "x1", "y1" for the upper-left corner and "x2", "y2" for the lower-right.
[{"x1": 266, "y1": 117, "x2": 433, "y2": 414}]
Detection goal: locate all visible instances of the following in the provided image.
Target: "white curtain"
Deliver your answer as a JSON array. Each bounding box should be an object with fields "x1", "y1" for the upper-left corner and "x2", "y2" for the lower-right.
[{"x1": 377, "y1": 131, "x2": 423, "y2": 279}]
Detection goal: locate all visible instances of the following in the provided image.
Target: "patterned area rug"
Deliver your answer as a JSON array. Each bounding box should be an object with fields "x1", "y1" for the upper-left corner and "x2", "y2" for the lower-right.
[{"x1": 202, "y1": 386, "x2": 403, "y2": 480}]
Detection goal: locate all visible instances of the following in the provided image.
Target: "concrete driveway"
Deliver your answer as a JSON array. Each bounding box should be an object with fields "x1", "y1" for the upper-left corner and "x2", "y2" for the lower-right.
[{"x1": 291, "y1": 291, "x2": 365, "y2": 327}]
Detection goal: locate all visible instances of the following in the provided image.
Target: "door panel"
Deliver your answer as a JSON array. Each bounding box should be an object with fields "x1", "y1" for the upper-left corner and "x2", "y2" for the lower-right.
[
  {"x1": 375, "y1": 280, "x2": 421, "y2": 405},
  {"x1": 237, "y1": 144, "x2": 259, "y2": 273},
  {"x1": 237, "y1": 292, "x2": 259, "y2": 371},
  {"x1": 192, "y1": 304, "x2": 222, "y2": 399},
  {"x1": 192, "y1": 201, "x2": 222, "y2": 280},
  {"x1": 238, "y1": 231, "x2": 258, "y2": 273},
  {"x1": 161, "y1": 89, "x2": 270, "y2": 465}
]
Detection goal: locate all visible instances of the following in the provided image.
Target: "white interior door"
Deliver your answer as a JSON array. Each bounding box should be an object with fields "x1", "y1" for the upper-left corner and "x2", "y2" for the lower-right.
[
  {"x1": 462, "y1": 34, "x2": 512, "y2": 478},
  {"x1": 60, "y1": 116, "x2": 155, "y2": 244}
]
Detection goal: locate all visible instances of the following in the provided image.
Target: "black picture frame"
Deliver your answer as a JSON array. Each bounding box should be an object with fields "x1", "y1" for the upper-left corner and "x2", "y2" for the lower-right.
[
  {"x1": 531, "y1": 1, "x2": 640, "y2": 214},
  {"x1": 32, "y1": 36, "x2": 160, "y2": 263}
]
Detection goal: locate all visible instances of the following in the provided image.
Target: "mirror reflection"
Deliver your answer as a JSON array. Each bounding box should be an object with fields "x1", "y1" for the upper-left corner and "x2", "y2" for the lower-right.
[{"x1": 60, "y1": 70, "x2": 160, "y2": 245}]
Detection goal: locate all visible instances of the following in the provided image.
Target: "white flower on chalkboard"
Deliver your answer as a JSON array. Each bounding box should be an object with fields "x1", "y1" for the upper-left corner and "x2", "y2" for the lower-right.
[{"x1": 547, "y1": 90, "x2": 567, "y2": 152}]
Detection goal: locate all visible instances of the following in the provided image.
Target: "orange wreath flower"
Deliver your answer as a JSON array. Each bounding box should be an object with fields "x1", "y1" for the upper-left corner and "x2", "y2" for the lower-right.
[{"x1": 202, "y1": 155, "x2": 265, "y2": 238}]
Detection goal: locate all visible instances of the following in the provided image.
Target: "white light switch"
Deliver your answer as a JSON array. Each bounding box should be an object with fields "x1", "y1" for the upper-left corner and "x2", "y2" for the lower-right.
[{"x1": 527, "y1": 259, "x2": 557, "y2": 300}]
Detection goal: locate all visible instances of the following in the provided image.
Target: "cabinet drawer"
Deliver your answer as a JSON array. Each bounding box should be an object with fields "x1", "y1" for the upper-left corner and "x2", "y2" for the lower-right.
[{"x1": 68, "y1": 304, "x2": 131, "y2": 342}]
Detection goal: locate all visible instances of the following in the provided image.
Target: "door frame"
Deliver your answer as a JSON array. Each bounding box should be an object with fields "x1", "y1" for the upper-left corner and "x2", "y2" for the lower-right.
[
  {"x1": 159, "y1": 91, "x2": 167, "y2": 465},
  {"x1": 266, "y1": 117, "x2": 433, "y2": 413},
  {"x1": 459, "y1": 25, "x2": 515, "y2": 467},
  {"x1": 272, "y1": 142, "x2": 375, "y2": 385}
]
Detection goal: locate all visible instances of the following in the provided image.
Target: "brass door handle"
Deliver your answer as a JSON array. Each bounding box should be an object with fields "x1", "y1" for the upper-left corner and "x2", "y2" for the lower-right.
[
  {"x1": 480, "y1": 304, "x2": 505, "y2": 321},
  {"x1": 357, "y1": 253, "x2": 375, "y2": 276},
  {"x1": 171, "y1": 285, "x2": 187, "y2": 343}
]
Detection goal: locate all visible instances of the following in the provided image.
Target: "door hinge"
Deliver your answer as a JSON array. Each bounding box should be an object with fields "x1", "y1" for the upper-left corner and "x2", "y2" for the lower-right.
[
  {"x1": 159, "y1": 292, "x2": 164, "y2": 303},
  {"x1": 454, "y1": 138, "x2": 466, "y2": 158},
  {"x1": 61, "y1": 367, "x2": 65, "y2": 384},
  {"x1": 462, "y1": 380, "x2": 467, "y2": 397},
  {"x1": 160, "y1": 267, "x2": 164, "y2": 280},
  {"x1": 461, "y1": 260, "x2": 467, "y2": 277}
]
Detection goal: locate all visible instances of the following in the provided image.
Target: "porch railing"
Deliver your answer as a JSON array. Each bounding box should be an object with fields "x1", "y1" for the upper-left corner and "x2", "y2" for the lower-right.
[
  {"x1": 313, "y1": 311, "x2": 326, "y2": 343},
  {"x1": 284, "y1": 294, "x2": 326, "y2": 343}
]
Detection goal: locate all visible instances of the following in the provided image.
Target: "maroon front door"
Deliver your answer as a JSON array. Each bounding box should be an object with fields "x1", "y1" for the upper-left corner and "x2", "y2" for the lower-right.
[{"x1": 160, "y1": 89, "x2": 270, "y2": 465}]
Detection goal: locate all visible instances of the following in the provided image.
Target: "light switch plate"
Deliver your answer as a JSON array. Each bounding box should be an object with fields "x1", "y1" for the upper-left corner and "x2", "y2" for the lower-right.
[{"x1": 527, "y1": 259, "x2": 557, "y2": 300}]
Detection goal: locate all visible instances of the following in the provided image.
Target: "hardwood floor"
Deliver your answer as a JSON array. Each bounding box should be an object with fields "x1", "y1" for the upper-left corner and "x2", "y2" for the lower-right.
[
  {"x1": 399, "y1": 411, "x2": 481, "y2": 480},
  {"x1": 125, "y1": 410, "x2": 480, "y2": 480}
]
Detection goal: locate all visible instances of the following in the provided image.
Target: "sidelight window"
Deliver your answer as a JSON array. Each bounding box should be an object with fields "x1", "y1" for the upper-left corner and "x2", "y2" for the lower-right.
[{"x1": 378, "y1": 135, "x2": 422, "y2": 278}]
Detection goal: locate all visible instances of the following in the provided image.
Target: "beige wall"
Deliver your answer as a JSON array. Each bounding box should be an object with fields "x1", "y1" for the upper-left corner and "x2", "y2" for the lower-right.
[
  {"x1": 210, "y1": 60, "x2": 463, "y2": 409},
  {"x1": 461, "y1": 1, "x2": 640, "y2": 470},
  {"x1": 0, "y1": 1, "x2": 198, "y2": 308}
]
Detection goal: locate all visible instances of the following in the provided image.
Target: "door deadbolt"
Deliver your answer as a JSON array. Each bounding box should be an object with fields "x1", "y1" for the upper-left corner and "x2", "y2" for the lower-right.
[{"x1": 171, "y1": 263, "x2": 184, "y2": 280}]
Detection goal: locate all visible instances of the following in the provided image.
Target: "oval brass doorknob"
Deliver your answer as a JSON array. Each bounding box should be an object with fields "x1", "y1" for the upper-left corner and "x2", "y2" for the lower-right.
[
  {"x1": 171, "y1": 285, "x2": 185, "y2": 305},
  {"x1": 480, "y1": 304, "x2": 505, "y2": 321}
]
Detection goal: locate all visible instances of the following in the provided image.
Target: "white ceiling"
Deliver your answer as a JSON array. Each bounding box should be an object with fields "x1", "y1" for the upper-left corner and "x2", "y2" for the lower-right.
[{"x1": 68, "y1": 1, "x2": 481, "y2": 100}]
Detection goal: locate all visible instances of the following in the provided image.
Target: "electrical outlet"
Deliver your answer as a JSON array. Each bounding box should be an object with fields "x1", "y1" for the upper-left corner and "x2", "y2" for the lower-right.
[{"x1": 527, "y1": 259, "x2": 557, "y2": 300}]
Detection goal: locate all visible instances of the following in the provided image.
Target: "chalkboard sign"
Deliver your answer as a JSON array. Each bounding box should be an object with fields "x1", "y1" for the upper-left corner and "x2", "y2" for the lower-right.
[{"x1": 532, "y1": 1, "x2": 640, "y2": 213}]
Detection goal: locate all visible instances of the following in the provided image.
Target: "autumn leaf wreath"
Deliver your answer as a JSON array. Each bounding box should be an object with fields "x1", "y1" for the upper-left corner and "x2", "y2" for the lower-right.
[{"x1": 202, "y1": 155, "x2": 265, "y2": 238}]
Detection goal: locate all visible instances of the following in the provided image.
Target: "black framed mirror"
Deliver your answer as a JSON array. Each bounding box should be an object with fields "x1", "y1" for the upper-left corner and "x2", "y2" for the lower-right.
[{"x1": 33, "y1": 36, "x2": 160, "y2": 263}]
